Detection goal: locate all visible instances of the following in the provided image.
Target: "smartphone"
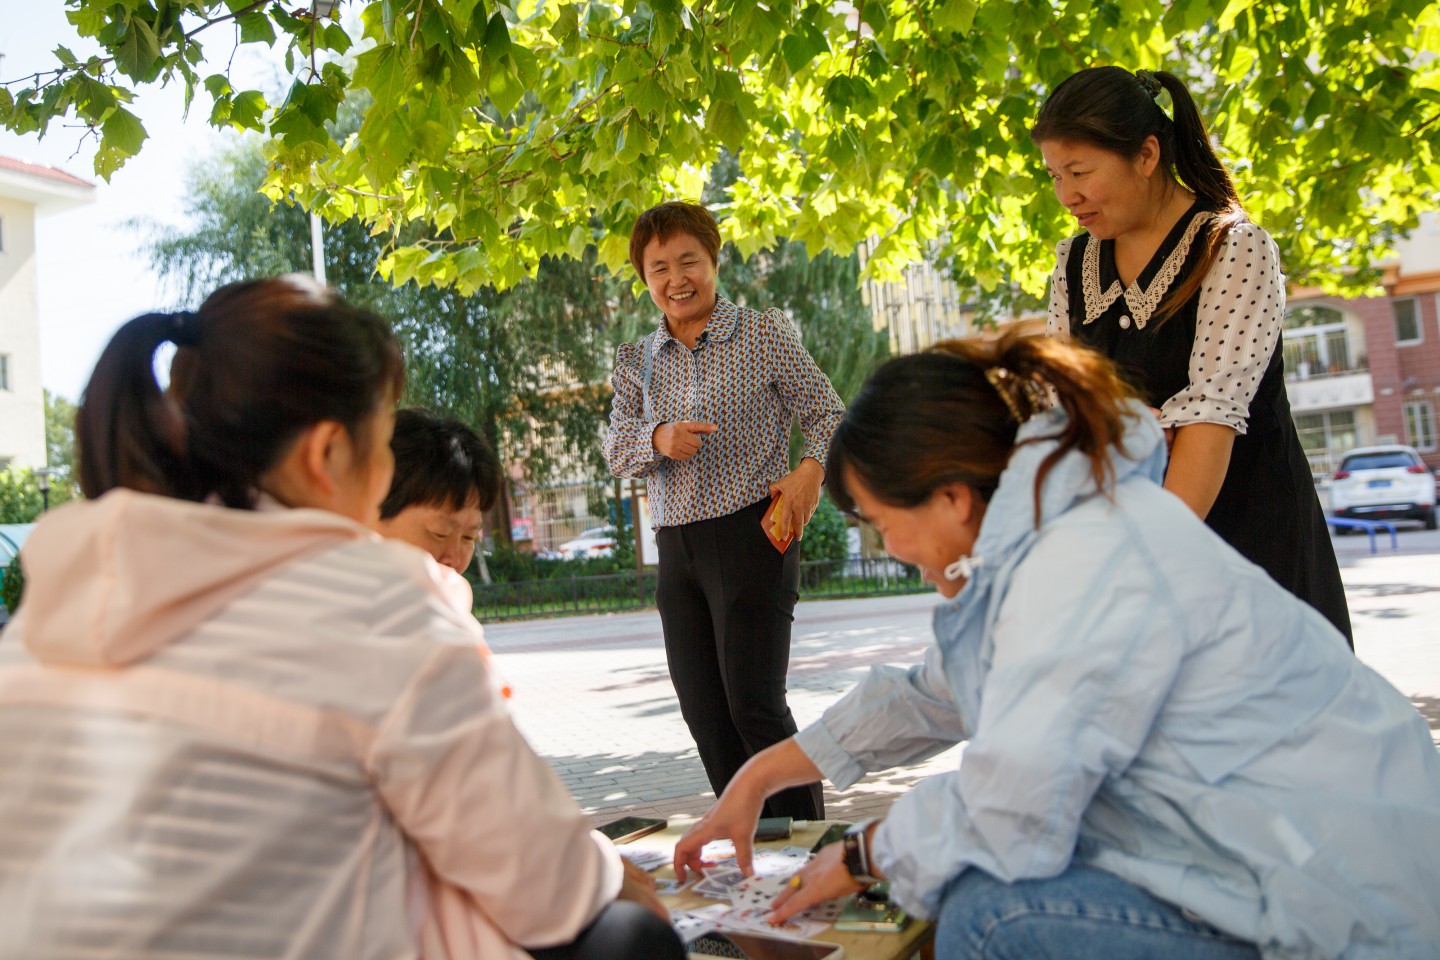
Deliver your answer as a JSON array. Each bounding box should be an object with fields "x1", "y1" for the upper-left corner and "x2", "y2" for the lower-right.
[
  {"x1": 597, "y1": 816, "x2": 667, "y2": 844},
  {"x1": 687, "y1": 930, "x2": 844, "y2": 959},
  {"x1": 753, "y1": 816, "x2": 792, "y2": 841},
  {"x1": 833, "y1": 883, "x2": 910, "y2": 933},
  {"x1": 808, "y1": 822, "x2": 851, "y2": 854}
]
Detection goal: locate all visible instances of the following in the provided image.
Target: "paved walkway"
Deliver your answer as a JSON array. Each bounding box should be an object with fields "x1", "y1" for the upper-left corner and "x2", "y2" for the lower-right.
[{"x1": 486, "y1": 546, "x2": 1440, "y2": 829}]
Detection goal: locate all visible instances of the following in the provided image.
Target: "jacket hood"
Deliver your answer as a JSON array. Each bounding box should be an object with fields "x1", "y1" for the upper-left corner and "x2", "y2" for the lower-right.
[
  {"x1": 930, "y1": 400, "x2": 1167, "y2": 713},
  {"x1": 973, "y1": 399, "x2": 1166, "y2": 566},
  {"x1": 13, "y1": 490, "x2": 379, "y2": 668}
]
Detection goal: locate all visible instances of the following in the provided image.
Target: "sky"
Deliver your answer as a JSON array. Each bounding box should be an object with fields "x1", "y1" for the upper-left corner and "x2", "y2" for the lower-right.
[{"x1": 0, "y1": 4, "x2": 286, "y2": 400}]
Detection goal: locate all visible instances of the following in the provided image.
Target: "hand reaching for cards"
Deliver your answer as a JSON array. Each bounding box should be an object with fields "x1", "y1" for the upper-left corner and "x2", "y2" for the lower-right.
[
  {"x1": 653, "y1": 421, "x2": 718, "y2": 461},
  {"x1": 767, "y1": 457, "x2": 824, "y2": 541},
  {"x1": 616, "y1": 857, "x2": 670, "y2": 921},
  {"x1": 674, "y1": 739, "x2": 825, "y2": 882},
  {"x1": 672, "y1": 781, "x2": 766, "y2": 883},
  {"x1": 765, "y1": 842, "x2": 864, "y2": 924}
]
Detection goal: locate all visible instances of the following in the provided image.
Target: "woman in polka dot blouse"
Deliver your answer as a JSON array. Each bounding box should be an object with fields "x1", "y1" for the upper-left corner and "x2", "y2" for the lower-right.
[{"x1": 1033, "y1": 66, "x2": 1351, "y2": 643}]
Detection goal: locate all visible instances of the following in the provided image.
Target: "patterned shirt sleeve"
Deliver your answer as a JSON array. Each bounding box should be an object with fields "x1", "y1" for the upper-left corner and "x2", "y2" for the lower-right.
[
  {"x1": 1047, "y1": 238, "x2": 1075, "y2": 337},
  {"x1": 1159, "y1": 222, "x2": 1285, "y2": 435},
  {"x1": 764, "y1": 308, "x2": 846, "y2": 468},
  {"x1": 601, "y1": 341, "x2": 664, "y2": 478}
]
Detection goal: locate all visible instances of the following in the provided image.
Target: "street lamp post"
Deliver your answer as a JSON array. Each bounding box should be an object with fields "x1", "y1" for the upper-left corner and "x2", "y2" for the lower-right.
[{"x1": 34, "y1": 467, "x2": 52, "y2": 513}]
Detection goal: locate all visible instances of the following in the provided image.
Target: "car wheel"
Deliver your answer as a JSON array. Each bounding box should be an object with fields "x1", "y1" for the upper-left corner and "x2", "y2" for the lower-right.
[{"x1": 1425, "y1": 507, "x2": 1438, "y2": 531}]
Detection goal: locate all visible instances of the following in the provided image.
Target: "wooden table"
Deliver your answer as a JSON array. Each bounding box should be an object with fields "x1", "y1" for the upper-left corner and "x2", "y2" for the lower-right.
[{"x1": 626, "y1": 818, "x2": 934, "y2": 960}]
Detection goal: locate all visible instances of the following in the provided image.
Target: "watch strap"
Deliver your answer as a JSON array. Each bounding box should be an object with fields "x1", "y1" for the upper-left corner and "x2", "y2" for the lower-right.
[{"x1": 842, "y1": 819, "x2": 881, "y2": 885}]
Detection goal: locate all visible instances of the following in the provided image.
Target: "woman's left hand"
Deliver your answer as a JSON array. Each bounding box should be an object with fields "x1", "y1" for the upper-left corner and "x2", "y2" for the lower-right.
[
  {"x1": 766, "y1": 842, "x2": 863, "y2": 923},
  {"x1": 768, "y1": 458, "x2": 825, "y2": 541}
]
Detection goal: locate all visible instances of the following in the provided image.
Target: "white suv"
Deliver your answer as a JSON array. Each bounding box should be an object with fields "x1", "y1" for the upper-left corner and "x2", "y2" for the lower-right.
[{"x1": 1330, "y1": 445, "x2": 1437, "y2": 530}]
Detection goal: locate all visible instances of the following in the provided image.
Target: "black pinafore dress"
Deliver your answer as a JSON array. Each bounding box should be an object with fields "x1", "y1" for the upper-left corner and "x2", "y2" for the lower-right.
[{"x1": 1064, "y1": 209, "x2": 1353, "y2": 644}]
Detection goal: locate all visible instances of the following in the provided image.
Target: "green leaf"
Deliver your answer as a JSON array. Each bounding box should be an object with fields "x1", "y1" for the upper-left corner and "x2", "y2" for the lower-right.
[
  {"x1": 487, "y1": 62, "x2": 525, "y2": 116},
  {"x1": 354, "y1": 44, "x2": 409, "y2": 102},
  {"x1": 323, "y1": 23, "x2": 353, "y2": 54},
  {"x1": 101, "y1": 105, "x2": 147, "y2": 156},
  {"x1": 485, "y1": 11, "x2": 513, "y2": 62},
  {"x1": 780, "y1": 29, "x2": 829, "y2": 74},
  {"x1": 114, "y1": 18, "x2": 162, "y2": 80},
  {"x1": 236, "y1": 11, "x2": 278, "y2": 46},
  {"x1": 229, "y1": 90, "x2": 267, "y2": 130},
  {"x1": 204, "y1": 74, "x2": 233, "y2": 99},
  {"x1": 705, "y1": 99, "x2": 746, "y2": 153},
  {"x1": 934, "y1": 0, "x2": 978, "y2": 34}
]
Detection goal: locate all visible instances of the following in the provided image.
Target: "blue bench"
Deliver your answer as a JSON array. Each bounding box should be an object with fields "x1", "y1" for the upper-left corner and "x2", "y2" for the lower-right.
[{"x1": 1327, "y1": 516, "x2": 1399, "y2": 554}]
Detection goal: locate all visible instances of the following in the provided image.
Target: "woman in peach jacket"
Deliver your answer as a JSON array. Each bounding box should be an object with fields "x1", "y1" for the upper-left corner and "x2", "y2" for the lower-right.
[{"x1": 0, "y1": 276, "x2": 681, "y2": 960}]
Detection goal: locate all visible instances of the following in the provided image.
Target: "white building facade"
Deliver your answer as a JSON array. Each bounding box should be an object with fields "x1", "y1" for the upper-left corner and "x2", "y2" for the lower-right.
[{"x1": 0, "y1": 156, "x2": 94, "y2": 470}]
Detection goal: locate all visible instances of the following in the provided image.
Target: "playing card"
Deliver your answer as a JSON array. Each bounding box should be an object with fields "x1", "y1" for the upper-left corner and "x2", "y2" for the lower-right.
[
  {"x1": 692, "y1": 878, "x2": 737, "y2": 900},
  {"x1": 732, "y1": 874, "x2": 790, "y2": 909},
  {"x1": 655, "y1": 877, "x2": 693, "y2": 895},
  {"x1": 700, "y1": 839, "x2": 736, "y2": 861},
  {"x1": 701, "y1": 865, "x2": 746, "y2": 887},
  {"x1": 618, "y1": 847, "x2": 669, "y2": 872},
  {"x1": 750, "y1": 849, "x2": 810, "y2": 877},
  {"x1": 719, "y1": 905, "x2": 828, "y2": 941},
  {"x1": 670, "y1": 905, "x2": 725, "y2": 941}
]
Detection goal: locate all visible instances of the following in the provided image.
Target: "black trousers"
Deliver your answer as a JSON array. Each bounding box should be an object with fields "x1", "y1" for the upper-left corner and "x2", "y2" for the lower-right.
[
  {"x1": 655, "y1": 499, "x2": 824, "y2": 820},
  {"x1": 528, "y1": 901, "x2": 685, "y2": 960}
]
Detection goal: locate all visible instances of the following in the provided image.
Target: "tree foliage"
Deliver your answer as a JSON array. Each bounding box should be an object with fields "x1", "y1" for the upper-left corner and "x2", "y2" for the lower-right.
[
  {"x1": 141, "y1": 131, "x2": 880, "y2": 485},
  {"x1": 44, "y1": 390, "x2": 80, "y2": 488},
  {"x1": 142, "y1": 133, "x2": 638, "y2": 485},
  {"x1": 5, "y1": 1, "x2": 1437, "y2": 301}
]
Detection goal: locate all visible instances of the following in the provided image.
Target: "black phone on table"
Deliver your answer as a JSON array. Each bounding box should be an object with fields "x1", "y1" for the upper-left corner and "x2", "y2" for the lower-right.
[{"x1": 597, "y1": 815, "x2": 667, "y2": 844}]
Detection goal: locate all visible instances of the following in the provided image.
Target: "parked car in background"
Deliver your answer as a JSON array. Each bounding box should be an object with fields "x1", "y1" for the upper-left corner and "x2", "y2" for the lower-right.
[
  {"x1": 0, "y1": 523, "x2": 37, "y2": 626},
  {"x1": 554, "y1": 525, "x2": 619, "y2": 559},
  {"x1": 1330, "y1": 445, "x2": 1437, "y2": 530}
]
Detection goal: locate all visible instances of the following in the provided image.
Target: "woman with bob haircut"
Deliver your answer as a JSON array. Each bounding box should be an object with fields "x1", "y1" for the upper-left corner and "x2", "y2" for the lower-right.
[
  {"x1": 0, "y1": 275, "x2": 682, "y2": 960},
  {"x1": 603, "y1": 200, "x2": 845, "y2": 820},
  {"x1": 1033, "y1": 65, "x2": 1350, "y2": 643},
  {"x1": 375, "y1": 407, "x2": 502, "y2": 576},
  {"x1": 675, "y1": 328, "x2": 1440, "y2": 959}
]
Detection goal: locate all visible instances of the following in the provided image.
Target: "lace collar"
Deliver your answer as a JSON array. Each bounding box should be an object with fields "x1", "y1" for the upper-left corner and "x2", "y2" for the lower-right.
[{"x1": 1081, "y1": 208, "x2": 1216, "y2": 329}]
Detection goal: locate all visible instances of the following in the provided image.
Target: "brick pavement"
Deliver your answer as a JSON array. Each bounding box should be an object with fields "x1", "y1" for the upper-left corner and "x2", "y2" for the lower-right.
[{"x1": 486, "y1": 548, "x2": 1440, "y2": 829}]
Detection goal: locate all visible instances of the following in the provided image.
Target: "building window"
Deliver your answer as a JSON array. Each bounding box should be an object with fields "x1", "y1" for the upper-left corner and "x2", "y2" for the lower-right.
[
  {"x1": 0, "y1": 355, "x2": 9, "y2": 392},
  {"x1": 1283, "y1": 305, "x2": 1356, "y2": 379},
  {"x1": 1393, "y1": 297, "x2": 1422, "y2": 345},
  {"x1": 1294, "y1": 409, "x2": 1358, "y2": 477},
  {"x1": 1404, "y1": 401, "x2": 1437, "y2": 452}
]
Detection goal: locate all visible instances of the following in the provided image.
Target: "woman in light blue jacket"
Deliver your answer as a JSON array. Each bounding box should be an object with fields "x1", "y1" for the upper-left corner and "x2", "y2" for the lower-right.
[{"x1": 673, "y1": 330, "x2": 1440, "y2": 959}]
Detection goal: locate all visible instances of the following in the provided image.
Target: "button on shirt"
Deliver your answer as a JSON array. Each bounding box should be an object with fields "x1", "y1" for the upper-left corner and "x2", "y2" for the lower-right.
[{"x1": 603, "y1": 297, "x2": 845, "y2": 529}]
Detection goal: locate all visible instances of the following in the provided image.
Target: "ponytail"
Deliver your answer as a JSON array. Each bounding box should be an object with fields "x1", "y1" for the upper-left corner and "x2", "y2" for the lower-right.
[
  {"x1": 1149, "y1": 70, "x2": 1248, "y2": 320},
  {"x1": 1032, "y1": 66, "x2": 1250, "y2": 326},
  {"x1": 76, "y1": 275, "x2": 405, "y2": 508},
  {"x1": 827, "y1": 326, "x2": 1139, "y2": 527},
  {"x1": 75, "y1": 312, "x2": 197, "y2": 500}
]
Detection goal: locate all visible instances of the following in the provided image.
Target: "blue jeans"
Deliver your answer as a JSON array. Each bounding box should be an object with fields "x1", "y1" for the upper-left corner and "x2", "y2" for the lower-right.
[{"x1": 935, "y1": 865, "x2": 1262, "y2": 960}]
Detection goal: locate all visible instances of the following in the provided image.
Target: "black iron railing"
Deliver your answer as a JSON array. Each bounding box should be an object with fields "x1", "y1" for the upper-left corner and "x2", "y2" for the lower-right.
[{"x1": 473, "y1": 557, "x2": 924, "y2": 621}]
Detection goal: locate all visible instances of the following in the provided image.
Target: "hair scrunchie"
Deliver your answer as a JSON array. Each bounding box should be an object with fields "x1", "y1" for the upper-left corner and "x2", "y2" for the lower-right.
[
  {"x1": 167, "y1": 310, "x2": 203, "y2": 348},
  {"x1": 1134, "y1": 69, "x2": 1162, "y2": 99}
]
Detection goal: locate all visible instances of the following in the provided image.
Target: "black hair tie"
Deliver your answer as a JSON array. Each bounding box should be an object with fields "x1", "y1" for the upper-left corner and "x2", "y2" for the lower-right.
[
  {"x1": 167, "y1": 310, "x2": 202, "y2": 348},
  {"x1": 1134, "y1": 69, "x2": 1162, "y2": 99}
]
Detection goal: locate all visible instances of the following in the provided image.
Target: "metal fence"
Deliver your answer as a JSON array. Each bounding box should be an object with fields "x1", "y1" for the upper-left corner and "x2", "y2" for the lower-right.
[{"x1": 473, "y1": 556, "x2": 925, "y2": 621}]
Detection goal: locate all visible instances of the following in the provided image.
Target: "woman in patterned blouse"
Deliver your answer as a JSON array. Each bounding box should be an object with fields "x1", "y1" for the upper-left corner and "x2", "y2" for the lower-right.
[
  {"x1": 1033, "y1": 66, "x2": 1350, "y2": 642},
  {"x1": 603, "y1": 201, "x2": 846, "y2": 819}
]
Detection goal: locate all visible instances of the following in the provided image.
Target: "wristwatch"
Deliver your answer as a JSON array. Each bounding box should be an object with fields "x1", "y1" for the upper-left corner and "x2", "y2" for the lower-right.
[{"x1": 842, "y1": 819, "x2": 882, "y2": 885}]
